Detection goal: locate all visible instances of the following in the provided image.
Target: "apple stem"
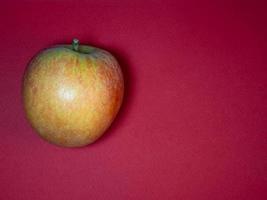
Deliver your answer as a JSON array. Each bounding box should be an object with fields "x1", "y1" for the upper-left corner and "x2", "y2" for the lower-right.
[{"x1": 72, "y1": 38, "x2": 79, "y2": 51}]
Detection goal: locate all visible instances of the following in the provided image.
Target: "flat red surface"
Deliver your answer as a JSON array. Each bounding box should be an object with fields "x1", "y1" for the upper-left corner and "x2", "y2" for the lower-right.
[{"x1": 1, "y1": 0, "x2": 267, "y2": 199}]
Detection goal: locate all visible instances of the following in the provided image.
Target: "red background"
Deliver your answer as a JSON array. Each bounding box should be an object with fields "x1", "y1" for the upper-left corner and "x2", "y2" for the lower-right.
[{"x1": 1, "y1": 0, "x2": 267, "y2": 199}]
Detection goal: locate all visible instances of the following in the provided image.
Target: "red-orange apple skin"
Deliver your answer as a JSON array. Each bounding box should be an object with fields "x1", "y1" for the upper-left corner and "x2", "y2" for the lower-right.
[{"x1": 22, "y1": 43, "x2": 124, "y2": 147}]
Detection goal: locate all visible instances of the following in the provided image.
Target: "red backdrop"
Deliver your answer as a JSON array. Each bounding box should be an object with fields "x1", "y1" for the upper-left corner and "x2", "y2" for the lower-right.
[{"x1": 1, "y1": 0, "x2": 267, "y2": 199}]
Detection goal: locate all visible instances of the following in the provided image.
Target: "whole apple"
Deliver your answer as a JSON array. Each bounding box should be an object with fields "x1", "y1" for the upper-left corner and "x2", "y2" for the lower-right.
[{"x1": 22, "y1": 39, "x2": 124, "y2": 147}]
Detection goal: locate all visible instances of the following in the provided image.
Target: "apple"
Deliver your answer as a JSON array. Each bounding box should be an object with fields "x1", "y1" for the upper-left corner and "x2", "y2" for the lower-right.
[{"x1": 22, "y1": 39, "x2": 124, "y2": 147}]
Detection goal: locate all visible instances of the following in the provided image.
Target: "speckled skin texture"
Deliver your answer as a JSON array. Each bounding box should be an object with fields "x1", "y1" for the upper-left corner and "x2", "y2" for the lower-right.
[{"x1": 22, "y1": 45, "x2": 124, "y2": 147}]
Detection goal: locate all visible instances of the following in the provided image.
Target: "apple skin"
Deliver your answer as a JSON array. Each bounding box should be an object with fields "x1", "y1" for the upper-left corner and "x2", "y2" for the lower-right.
[{"x1": 22, "y1": 41, "x2": 124, "y2": 147}]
